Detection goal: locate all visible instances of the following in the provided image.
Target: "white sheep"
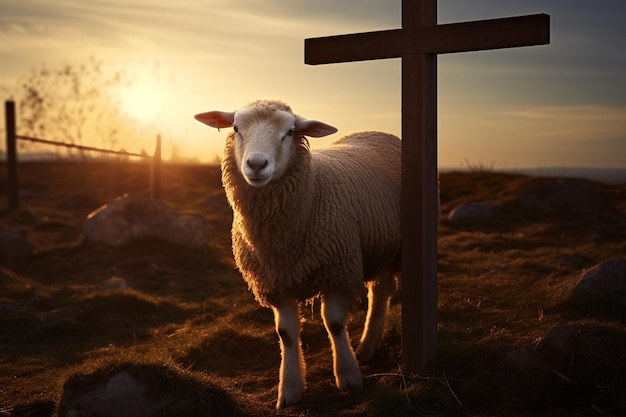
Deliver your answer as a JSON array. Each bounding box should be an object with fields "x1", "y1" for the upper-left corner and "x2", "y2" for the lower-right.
[{"x1": 195, "y1": 100, "x2": 401, "y2": 409}]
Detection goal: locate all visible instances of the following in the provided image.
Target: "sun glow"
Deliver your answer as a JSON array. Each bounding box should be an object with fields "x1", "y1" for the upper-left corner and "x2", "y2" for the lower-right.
[{"x1": 119, "y1": 80, "x2": 166, "y2": 124}]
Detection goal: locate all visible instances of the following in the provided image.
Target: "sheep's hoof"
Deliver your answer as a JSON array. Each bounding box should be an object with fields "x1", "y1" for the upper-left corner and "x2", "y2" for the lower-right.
[
  {"x1": 336, "y1": 368, "x2": 363, "y2": 391},
  {"x1": 276, "y1": 397, "x2": 288, "y2": 410},
  {"x1": 276, "y1": 386, "x2": 303, "y2": 410},
  {"x1": 276, "y1": 394, "x2": 300, "y2": 410}
]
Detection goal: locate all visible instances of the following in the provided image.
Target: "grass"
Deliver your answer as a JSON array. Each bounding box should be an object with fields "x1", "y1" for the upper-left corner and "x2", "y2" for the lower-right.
[{"x1": 1, "y1": 161, "x2": 625, "y2": 416}]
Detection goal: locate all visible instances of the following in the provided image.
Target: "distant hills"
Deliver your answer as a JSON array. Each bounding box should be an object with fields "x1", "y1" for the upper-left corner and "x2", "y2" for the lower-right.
[{"x1": 441, "y1": 166, "x2": 626, "y2": 184}]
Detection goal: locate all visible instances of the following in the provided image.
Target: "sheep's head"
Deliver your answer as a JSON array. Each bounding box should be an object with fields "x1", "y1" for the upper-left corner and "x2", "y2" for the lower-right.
[{"x1": 195, "y1": 100, "x2": 337, "y2": 187}]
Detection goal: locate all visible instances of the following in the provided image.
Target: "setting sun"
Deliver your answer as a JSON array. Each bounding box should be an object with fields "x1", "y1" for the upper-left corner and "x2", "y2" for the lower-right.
[{"x1": 119, "y1": 80, "x2": 166, "y2": 124}]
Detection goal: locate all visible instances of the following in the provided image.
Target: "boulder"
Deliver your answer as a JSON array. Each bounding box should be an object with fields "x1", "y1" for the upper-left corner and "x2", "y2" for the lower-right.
[
  {"x1": 82, "y1": 195, "x2": 208, "y2": 248},
  {"x1": 535, "y1": 323, "x2": 626, "y2": 382},
  {"x1": 61, "y1": 371, "x2": 170, "y2": 417},
  {"x1": 448, "y1": 202, "x2": 500, "y2": 224},
  {"x1": 489, "y1": 323, "x2": 626, "y2": 412},
  {"x1": 570, "y1": 258, "x2": 626, "y2": 317},
  {"x1": 56, "y1": 362, "x2": 244, "y2": 417}
]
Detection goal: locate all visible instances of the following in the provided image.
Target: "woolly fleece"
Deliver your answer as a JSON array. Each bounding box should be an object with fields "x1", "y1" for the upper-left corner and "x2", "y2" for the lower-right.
[{"x1": 221, "y1": 101, "x2": 401, "y2": 308}]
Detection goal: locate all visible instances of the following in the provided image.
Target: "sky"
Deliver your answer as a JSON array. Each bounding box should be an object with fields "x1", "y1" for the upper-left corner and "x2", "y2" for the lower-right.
[{"x1": 0, "y1": 0, "x2": 625, "y2": 169}]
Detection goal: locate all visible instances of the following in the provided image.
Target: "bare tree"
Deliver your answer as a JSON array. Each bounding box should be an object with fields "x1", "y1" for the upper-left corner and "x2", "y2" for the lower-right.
[{"x1": 16, "y1": 57, "x2": 132, "y2": 157}]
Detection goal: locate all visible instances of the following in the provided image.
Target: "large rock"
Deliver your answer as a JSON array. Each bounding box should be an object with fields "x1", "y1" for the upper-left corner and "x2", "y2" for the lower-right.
[
  {"x1": 447, "y1": 202, "x2": 500, "y2": 224},
  {"x1": 480, "y1": 324, "x2": 626, "y2": 413},
  {"x1": 56, "y1": 362, "x2": 244, "y2": 417},
  {"x1": 535, "y1": 323, "x2": 626, "y2": 383},
  {"x1": 61, "y1": 371, "x2": 170, "y2": 417},
  {"x1": 82, "y1": 195, "x2": 208, "y2": 248},
  {"x1": 570, "y1": 258, "x2": 626, "y2": 317}
]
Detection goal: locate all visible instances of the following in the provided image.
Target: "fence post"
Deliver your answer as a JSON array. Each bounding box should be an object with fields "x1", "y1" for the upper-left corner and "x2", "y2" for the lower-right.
[
  {"x1": 151, "y1": 134, "x2": 162, "y2": 200},
  {"x1": 5, "y1": 100, "x2": 18, "y2": 210}
]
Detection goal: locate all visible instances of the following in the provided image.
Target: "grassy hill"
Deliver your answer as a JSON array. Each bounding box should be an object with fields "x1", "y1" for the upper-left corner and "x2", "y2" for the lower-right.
[{"x1": 1, "y1": 161, "x2": 625, "y2": 416}]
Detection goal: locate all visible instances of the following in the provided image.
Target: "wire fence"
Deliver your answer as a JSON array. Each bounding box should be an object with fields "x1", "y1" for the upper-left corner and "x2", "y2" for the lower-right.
[
  {"x1": 13, "y1": 134, "x2": 149, "y2": 158},
  {"x1": 3, "y1": 100, "x2": 162, "y2": 210}
]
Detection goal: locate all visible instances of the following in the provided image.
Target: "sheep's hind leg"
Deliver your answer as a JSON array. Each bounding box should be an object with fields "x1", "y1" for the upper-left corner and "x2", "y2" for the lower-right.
[
  {"x1": 355, "y1": 275, "x2": 395, "y2": 363},
  {"x1": 273, "y1": 297, "x2": 306, "y2": 409},
  {"x1": 321, "y1": 293, "x2": 363, "y2": 390}
]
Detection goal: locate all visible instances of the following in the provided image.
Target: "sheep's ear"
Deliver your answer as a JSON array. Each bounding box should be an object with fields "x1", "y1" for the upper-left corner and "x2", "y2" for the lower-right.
[
  {"x1": 194, "y1": 111, "x2": 235, "y2": 129},
  {"x1": 294, "y1": 115, "x2": 337, "y2": 138}
]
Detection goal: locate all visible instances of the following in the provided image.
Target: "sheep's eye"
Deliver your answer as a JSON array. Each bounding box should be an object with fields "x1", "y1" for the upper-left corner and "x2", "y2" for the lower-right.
[
  {"x1": 281, "y1": 129, "x2": 295, "y2": 142},
  {"x1": 233, "y1": 125, "x2": 239, "y2": 133},
  {"x1": 282, "y1": 129, "x2": 295, "y2": 141}
]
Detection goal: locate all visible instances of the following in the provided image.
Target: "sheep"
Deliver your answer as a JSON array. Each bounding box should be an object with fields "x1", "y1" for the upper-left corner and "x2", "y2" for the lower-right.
[{"x1": 195, "y1": 100, "x2": 401, "y2": 409}]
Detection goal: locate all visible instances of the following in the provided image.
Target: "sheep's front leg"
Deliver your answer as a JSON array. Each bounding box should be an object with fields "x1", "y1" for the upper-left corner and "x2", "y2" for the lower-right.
[
  {"x1": 273, "y1": 297, "x2": 305, "y2": 409},
  {"x1": 356, "y1": 276, "x2": 395, "y2": 363},
  {"x1": 321, "y1": 293, "x2": 363, "y2": 390}
]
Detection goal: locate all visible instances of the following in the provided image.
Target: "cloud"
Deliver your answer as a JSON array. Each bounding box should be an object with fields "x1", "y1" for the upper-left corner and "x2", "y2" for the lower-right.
[
  {"x1": 497, "y1": 105, "x2": 626, "y2": 142},
  {"x1": 0, "y1": 0, "x2": 398, "y2": 60},
  {"x1": 439, "y1": 104, "x2": 626, "y2": 168},
  {"x1": 3, "y1": 0, "x2": 626, "y2": 168}
]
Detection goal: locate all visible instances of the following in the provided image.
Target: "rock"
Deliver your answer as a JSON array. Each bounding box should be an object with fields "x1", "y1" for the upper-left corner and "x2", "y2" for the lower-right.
[
  {"x1": 0, "y1": 225, "x2": 36, "y2": 261},
  {"x1": 570, "y1": 258, "x2": 626, "y2": 317},
  {"x1": 517, "y1": 178, "x2": 602, "y2": 215},
  {"x1": 61, "y1": 371, "x2": 171, "y2": 417},
  {"x1": 448, "y1": 202, "x2": 500, "y2": 224},
  {"x1": 97, "y1": 276, "x2": 129, "y2": 291},
  {"x1": 56, "y1": 362, "x2": 244, "y2": 417},
  {"x1": 82, "y1": 195, "x2": 208, "y2": 248},
  {"x1": 535, "y1": 323, "x2": 626, "y2": 382},
  {"x1": 572, "y1": 258, "x2": 626, "y2": 298}
]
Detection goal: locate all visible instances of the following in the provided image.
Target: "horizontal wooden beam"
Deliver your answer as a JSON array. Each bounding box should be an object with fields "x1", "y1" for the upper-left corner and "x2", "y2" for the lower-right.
[{"x1": 305, "y1": 13, "x2": 549, "y2": 65}]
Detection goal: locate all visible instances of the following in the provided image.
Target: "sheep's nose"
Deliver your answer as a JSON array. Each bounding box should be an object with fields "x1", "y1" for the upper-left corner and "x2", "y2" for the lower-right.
[{"x1": 246, "y1": 156, "x2": 269, "y2": 172}]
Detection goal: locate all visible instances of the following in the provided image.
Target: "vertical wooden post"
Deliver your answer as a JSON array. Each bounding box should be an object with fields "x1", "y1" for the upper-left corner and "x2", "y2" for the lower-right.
[
  {"x1": 151, "y1": 134, "x2": 162, "y2": 200},
  {"x1": 401, "y1": 0, "x2": 439, "y2": 372},
  {"x1": 5, "y1": 100, "x2": 18, "y2": 210},
  {"x1": 305, "y1": 0, "x2": 548, "y2": 373}
]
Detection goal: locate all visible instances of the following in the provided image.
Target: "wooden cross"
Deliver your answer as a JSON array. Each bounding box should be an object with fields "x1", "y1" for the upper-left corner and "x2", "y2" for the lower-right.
[{"x1": 305, "y1": 0, "x2": 550, "y2": 372}]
